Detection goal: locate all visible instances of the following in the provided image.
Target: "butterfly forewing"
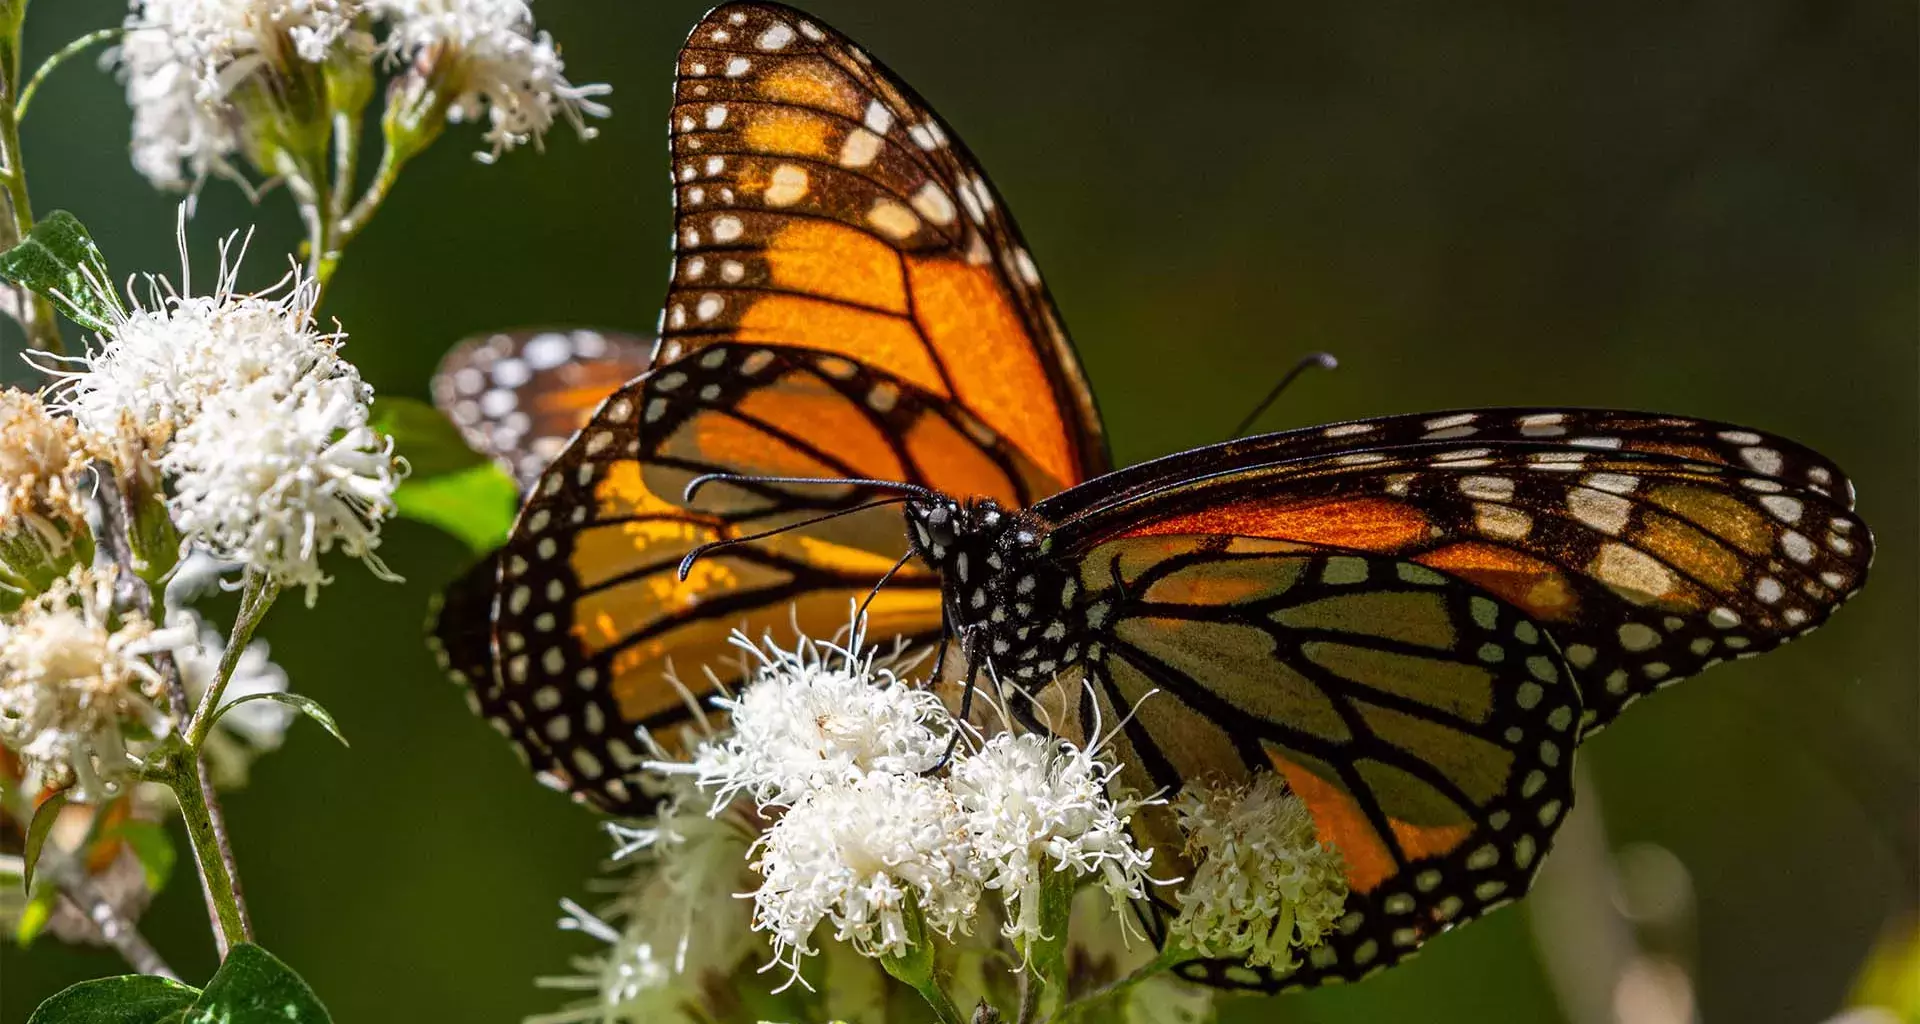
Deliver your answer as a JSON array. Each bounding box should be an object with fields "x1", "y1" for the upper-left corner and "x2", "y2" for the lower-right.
[
  {"x1": 1040, "y1": 409, "x2": 1872, "y2": 732},
  {"x1": 663, "y1": 2, "x2": 1107, "y2": 488}
]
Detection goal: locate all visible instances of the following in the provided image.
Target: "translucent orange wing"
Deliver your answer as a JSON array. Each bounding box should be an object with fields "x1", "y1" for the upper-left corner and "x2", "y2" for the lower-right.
[
  {"x1": 431, "y1": 329, "x2": 654, "y2": 488},
  {"x1": 488, "y1": 342, "x2": 1072, "y2": 812},
  {"x1": 658, "y1": 2, "x2": 1108, "y2": 488}
]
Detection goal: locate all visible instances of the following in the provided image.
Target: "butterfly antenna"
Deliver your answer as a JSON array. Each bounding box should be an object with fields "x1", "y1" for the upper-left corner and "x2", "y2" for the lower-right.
[
  {"x1": 675, "y1": 496, "x2": 910, "y2": 580},
  {"x1": 683, "y1": 472, "x2": 934, "y2": 505},
  {"x1": 856, "y1": 547, "x2": 918, "y2": 627},
  {"x1": 1231, "y1": 351, "x2": 1339, "y2": 438}
]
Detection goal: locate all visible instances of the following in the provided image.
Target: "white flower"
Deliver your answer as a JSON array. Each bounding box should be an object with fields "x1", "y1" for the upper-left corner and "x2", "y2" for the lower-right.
[
  {"x1": 47, "y1": 228, "x2": 345, "y2": 444},
  {"x1": 533, "y1": 779, "x2": 755, "y2": 1023},
  {"x1": 1166, "y1": 773, "x2": 1349, "y2": 969},
  {"x1": 115, "y1": 0, "x2": 368, "y2": 191},
  {"x1": 665, "y1": 629, "x2": 952, "y2": 811},
  {"x1": 371, "y1": 0, "x2": 610, "y2": 161},
  {"x1": 0, "y1": 566, "x2": 194, "y2": 800},
  {"x1": 749, "y1": 771, "x2": 981, "y2": 985},
  {"x1": 949, "y1": 731, "x2": 1157, "y2": 950},
  {"x1": 163, "y1": 369, "x2": 400, "y2": 603},
  {"x1": 44, "y1": 224, "x2": 402, "y2": 603}
]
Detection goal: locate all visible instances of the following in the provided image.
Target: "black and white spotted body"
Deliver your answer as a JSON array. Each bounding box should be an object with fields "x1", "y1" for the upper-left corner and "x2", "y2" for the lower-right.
[{"x1": 903, "y1": 496, "x2": 1112, "y2": 710}]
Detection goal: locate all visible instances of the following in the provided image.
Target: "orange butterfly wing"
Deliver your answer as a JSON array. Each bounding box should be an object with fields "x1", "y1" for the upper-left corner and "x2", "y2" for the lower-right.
[
  {"x1": 659, "y1": 2, "x2": 1106, "y2": 486},
  {"x1": 431, "y1": 329, "x2": 654, "y2": 488},
  {"x1": 482, "y1": 3, "x2": 1111, "y2": 811}
]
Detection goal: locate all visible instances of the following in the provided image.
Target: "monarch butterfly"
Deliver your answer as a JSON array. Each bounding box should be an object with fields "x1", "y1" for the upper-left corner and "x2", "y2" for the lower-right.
[{"x1": 429, "y1": 2, "x2": 1873, "y2": 991}]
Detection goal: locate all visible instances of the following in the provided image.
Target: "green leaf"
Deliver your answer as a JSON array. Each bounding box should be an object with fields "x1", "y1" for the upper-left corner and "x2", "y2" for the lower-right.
[
  {"x1": 15, "y1": 882, "x2": 57, "y2": 944},
  {"x1": 26, "y1": 974, "x2": 200, "y2": 1024},
  {"x1": 209, "y1": 693, "x2": 348, "y2": 747},
  {"x1": 0, "y1": 211, "x2": 124, "y2": 333},
  {"x1": 22, "y1": 789, "x2": 70, "y2": 892},
  {"x1": 105, "y1": 819, "x2": 177, "y2": 895},
  {"x1": 184, "y1": 943, "x2": 332, "y2": 1024},
  {"x1": 371, "y1": 396, "x2": 485, "y2": 478},
  {"x1": 393, "y1": 462, "x2": 518, "y2": 555}
]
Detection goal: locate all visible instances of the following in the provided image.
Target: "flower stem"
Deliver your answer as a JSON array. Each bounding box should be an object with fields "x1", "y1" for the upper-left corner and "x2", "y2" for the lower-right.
[
  {"x1": 877, "y1": 894, "x2": 968, "y2": 1024},
  {"x1": 186, "y1": 571, "x2": 276, "y2": 749},
  {"x1": 16, "y1": 27, "x2": 119, "y2": 121},
  {"x1": 1053, "y1": 943, "x2": 1188, "y2": 1022},
  {"x1": 334, "y1": 80, "x2": 449, "y2": 254},
  {"x1": 35, "y1": 842, "x2": 180, "y2": 978},
  {"x1": 0, "y1": 3, "x2": 64, "y2": 357},
  {"x1": 153, "y1": 741, "x2": 250, "y2": 957},
  {"x1": 1015, "y1": 874, "x2": 1075, "y2": 1024}
]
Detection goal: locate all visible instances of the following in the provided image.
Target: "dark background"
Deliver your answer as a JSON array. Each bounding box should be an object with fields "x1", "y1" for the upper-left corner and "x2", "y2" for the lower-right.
[{"x1": 3, "y1": 1, "x2": 1913, "y2": 1021}]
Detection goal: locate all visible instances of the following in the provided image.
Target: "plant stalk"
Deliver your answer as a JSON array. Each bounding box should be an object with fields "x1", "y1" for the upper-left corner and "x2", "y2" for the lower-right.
[
  {"x1": 155, "y1": 742, "x2": 250, "y2": 956},
  {"x1": 94, "y1": 473, "x2": 260, "y2": 956},
  {"x1": 37, "y1": 844, "x2": 180, "y2": 979},
  {"x1": 0, "y1": 2, "x2": 63, "y2": 356},
  {"x1": 16, "y1": 27, "x2": 119, "y2": 120},
  {"x1": 186, "y1": 571, "x2": 276, "y2": 749}
]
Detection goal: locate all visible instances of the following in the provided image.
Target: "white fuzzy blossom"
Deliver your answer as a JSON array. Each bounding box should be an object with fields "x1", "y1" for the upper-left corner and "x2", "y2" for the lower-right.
[
  {"x1": 372, "y1": 0, "x2": 611, "y2": 161},
  {"x1": 749, "y1": 771, "x2": 981, "y2": 984},
  {"x1": 1167, "y1": 773, "x2": 1349, "y2": 969},
  {"x1": 44, "y1": 226, "x2": 401, "y2": 603},
  {"x1": 532, "y1": 777, "x2": 755, "y2": 1024},
  {"x1": 0, "y1": 567, "x2": 194, "y2": 799},
  {"x1": 949, "y1": 731, "x2": 1157, "y2": 949},
  {"x1": 116, "y1": 0, "x2": 368, "y2": 191},
  {"x1": 665, "y1": 631, "x2": 951, "y2": 810}
]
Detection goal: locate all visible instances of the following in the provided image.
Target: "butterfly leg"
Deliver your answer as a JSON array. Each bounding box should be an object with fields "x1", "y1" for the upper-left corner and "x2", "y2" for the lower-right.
[{"x1": 927, "y1": 625, "x2": 986, "y2": 773}]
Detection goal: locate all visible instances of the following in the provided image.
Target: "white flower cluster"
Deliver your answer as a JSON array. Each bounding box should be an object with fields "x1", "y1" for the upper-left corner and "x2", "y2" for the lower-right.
[
  {"x1": 116, "y1": 0, "x2": 608, "y2": 189},
  {"x1": 371, "y1": 0, "x2": 612, "y2": 162},
  {"x1": 46, "y1": 226, "x2": 401, "y2": 603},
  {"x1": 0, "y1": 566, "x2": 193, "y2": 799},
  {"x1": 661, "y1": 628, "x2": 1158, "y2": 984},
  {"x1": 1167, "y1": 773, "x2": 1350, "y2": 969},
  {"x1": 683, "y1": 633, "x2": 952, "y2": 809},
  {"x1": 534, "y1": 777, "x2": 756, "y2": 1024},
  {"x1": 117, "y1": 0, "x2": 368, "y2": 190},
  {"x1": 950, "y1": 731, "x2": 1156, "y2": 951}
]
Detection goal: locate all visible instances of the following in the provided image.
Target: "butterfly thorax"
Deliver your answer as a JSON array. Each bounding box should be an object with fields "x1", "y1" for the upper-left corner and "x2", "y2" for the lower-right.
[{"x1": 905, "y1": 495, "x2": 1107, "y2": 692}]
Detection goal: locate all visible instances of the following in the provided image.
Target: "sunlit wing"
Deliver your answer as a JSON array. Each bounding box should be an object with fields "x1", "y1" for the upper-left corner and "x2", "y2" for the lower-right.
[
  {"x1": 1039, "y1": 409, "x2": 1872, "y2": 732},
  {"x1": 1021, "y1": 540, "x2": 1579, "y2": 989},
  {"x1": 659, "y1": 1, "x2": 1108, "y2": 487},
  {"x1": 488, "y1": 342, "x2": 1076, "y2": 812},
  {"x1": 431, "y1": 328, "x2": 655, "y2": 489}
]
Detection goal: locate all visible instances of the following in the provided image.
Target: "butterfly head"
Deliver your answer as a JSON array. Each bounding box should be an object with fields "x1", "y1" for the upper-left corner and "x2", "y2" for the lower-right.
[{"x1": 904, "y1": 494, "x2": 1014, "y2": 577}]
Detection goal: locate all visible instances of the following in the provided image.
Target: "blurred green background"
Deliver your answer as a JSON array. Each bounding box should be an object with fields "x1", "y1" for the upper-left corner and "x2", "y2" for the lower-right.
[{"x1": 2, "y1": 1, "x2": 1913, "y2": 1021}]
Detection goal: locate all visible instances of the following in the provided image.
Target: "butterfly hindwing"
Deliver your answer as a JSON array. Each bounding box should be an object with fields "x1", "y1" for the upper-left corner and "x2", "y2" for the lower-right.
[
  {"x1": 431, "y1": 329, "x2": 654, "y2": 489},
  {"x1": 1015, "y1": 540, "x2": 1580, "y2": 989}
]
